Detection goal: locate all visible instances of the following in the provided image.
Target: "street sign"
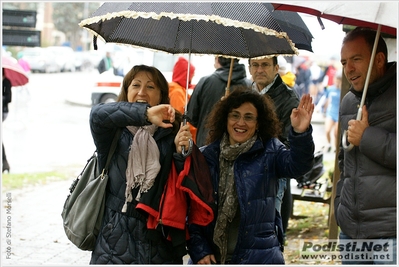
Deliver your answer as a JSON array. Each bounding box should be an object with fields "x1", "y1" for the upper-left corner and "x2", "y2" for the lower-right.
[
  {"x1": 2, "y1": 29, "x2": 41, "y2": 47},
  {"x1": 3, "y1": 9, "x2": 37, "y2": 28}
]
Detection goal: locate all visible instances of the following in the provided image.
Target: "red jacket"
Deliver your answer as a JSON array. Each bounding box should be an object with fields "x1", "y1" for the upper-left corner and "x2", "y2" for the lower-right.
[
  {"x1": 136, "y1": 145, "x2": 215, "y2": 240},
  {"x1": 169, "y1": 57, "x2": 197, "y2": 142}
]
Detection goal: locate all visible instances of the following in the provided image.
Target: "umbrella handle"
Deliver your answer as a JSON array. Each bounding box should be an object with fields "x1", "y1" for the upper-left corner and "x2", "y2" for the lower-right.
[
  {"x1": 181, "y1": 123, "x2": 192, "y2": 157},
  {"x1": 342, "y1": 131, "x2": 354, "y2": 151},
  {"x1": 342, "y1": 107, "x2": 363, "y2": 151}
]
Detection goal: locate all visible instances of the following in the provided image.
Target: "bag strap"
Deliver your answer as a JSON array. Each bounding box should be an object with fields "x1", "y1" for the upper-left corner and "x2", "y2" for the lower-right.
[{"x1": 102, "y1": 128, "x2": 122, "y2": 174}]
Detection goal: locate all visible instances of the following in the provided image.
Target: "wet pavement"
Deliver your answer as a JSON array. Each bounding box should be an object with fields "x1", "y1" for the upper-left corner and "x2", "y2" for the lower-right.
[{"x1": 2, "y1": 179, "x2": 92, "y2": 265}]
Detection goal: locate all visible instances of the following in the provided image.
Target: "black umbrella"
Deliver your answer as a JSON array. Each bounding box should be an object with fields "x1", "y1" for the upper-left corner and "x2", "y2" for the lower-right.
[
  {"x1": 263, "y1": 3, "x2": 313, "y2": 52},
  {"x1": 79, "y1": 2, "x2": 313, "y2": 89},
  {"x1": 79, "y1": 2, "x2": 311, "y2": 153},
  {"x1": 80, "y1": 2, "x2": 300, "y2": 58}
]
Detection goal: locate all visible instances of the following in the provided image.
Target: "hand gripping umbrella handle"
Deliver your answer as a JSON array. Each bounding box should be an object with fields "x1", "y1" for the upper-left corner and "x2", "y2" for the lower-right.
[
  {"x1": 181, "y1": 114, "x2": 193, "y2": 157},
  {"x1": 342, "y1": 107, "x2": 362, "y2": 151}
]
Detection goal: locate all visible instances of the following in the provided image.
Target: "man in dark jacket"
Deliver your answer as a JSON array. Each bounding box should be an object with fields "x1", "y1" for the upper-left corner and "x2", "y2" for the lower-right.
[
  {"x1": 249, "y1": 56, "x2": 300, "y2": 241},
  {"x1": 335, "y1": 27, "x2": 396, "y2": 264},
  {"x1": 186, "y1": 56, "x2": 250, "y2": 147}
]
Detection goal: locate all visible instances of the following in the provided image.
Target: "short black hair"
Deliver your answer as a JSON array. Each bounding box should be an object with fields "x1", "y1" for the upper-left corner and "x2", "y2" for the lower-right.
[
  {"x1": 343, "y1": 27, "x2": 388, "y2": 63},
  {"x1": 218, "y1": 56, "x2": 239, "y2": 67}
]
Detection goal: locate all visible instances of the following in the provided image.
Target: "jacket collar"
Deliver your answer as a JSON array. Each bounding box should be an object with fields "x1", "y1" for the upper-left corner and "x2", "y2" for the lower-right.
[{"x1": 253, "y1": 74, "x2": 285, "y2": 96}]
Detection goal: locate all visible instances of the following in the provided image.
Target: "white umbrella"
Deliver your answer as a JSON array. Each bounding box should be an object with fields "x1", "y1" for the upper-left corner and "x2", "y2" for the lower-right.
[{"x1": 272, "y1": 1, "x2": 397, "y2": 151}]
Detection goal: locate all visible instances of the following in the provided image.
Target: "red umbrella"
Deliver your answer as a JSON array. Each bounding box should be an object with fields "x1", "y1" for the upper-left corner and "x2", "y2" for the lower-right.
[{"x1": 2, "y1": 56, "x2": 29, "y2": 87}]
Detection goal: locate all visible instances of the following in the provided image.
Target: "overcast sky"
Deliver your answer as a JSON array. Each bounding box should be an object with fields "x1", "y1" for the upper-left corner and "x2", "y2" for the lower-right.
[{"x1": 298, "y1": 14, "x2": 346, "y2": 63}]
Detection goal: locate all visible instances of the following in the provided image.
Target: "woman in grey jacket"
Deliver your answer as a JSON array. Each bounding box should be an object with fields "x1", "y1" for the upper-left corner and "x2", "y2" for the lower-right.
[{"x1": 89, "y1": 65, "x2": 193, "y2": 264}]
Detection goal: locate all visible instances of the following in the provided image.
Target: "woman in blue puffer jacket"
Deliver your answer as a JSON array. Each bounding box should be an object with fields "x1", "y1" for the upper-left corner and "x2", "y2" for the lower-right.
[{"x1": 187, "y1": 87, "x2": 315, "y2": 264}]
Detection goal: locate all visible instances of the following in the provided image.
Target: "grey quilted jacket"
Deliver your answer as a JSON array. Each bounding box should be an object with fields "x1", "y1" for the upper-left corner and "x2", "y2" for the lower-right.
[{"x1": 334, "y1": 62, "x2": 397, "y2": 239}]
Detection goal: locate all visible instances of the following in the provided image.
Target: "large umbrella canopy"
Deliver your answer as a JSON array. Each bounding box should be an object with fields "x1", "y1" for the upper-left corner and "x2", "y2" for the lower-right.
[
  {"x1": 79, "y1": 2, "x2": 300, "y2": 59},
  {"x1": 272, "y1": 2, "x2": 397, "y2": 36},
  {"x1": 80, "y1": 2, "x2": 308, "y2": 144},
  {"x1": 263, "y1": 3, "x2": 313, "y2": 52},
  {"x1": 2, "y1": 56, "x2": 29, "y2": 87},
  {"x1": 273, "y1": 1, "x2": 397, "y2": 151}
]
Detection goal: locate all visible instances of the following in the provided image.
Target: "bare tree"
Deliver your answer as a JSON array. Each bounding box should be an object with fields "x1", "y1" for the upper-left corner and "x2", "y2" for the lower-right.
[{"x1": 52, "y1": 2, "x2": 100, "y2": 49}]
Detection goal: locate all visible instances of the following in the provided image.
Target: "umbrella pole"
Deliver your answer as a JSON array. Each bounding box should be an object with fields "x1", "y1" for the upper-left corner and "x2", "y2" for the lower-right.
[
  {"x1": 182, "y1": 22, "x2": 193, "y2": 156},
  {"x1": 225, "y1": 58, "x2": 234, "y2": 97},
  {"x1": 342, "y1": 24, "x2": 381, "y2": 151},
  {"x1": 184, "y1": 52, "x2": 191, "y2": 125},
  {"x1": 181, "y1": 53, "x2": 190, "y2": 156}
]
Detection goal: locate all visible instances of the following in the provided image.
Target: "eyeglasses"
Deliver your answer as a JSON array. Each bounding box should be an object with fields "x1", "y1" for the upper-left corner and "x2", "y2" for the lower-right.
[
  {"x1": 250, "y1": 62, "x2": 273, "y2": 69},
  {"x1": 228, "y1": 112, "x2": 257, "y2": 123}
]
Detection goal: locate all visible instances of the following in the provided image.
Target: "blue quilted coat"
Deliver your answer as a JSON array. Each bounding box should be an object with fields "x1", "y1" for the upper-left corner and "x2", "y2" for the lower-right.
[{"x1": 187, "y1": 127, "x2": 314, "y2": 264}]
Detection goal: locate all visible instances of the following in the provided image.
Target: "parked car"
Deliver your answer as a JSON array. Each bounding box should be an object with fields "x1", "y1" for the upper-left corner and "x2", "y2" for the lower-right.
[
  {"x1": 23, "y1": 47, "x2": 61, "y2": 73},
  {"x1": 74, "y1": 51, "x2": 93, "y2": 72},
  {"x1": 91, "y1": 71, "x2": 123, "y2": 105},
  {"x1": 46, "y1": 46, "x2": 76, "y2": 72},
  {"x1": 87, "y1": 50, "x2": 103, "y2": 71}
]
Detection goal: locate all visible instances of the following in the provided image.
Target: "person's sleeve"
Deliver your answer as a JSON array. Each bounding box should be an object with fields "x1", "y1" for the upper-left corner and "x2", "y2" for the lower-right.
[
  {"x1": 173, "y1": 152, "x2": 186, "y2": 173},
  {"x1": 334, "y1": 143, "x2": 345, "y2": 226},
  {"x1": 276, "y1": 126, "x2": 315, "y2": 179},
  {"x1": 187, "y1": 223, "x2": 214, "y2": 264},
  {"x1": 89, "y1": 102, "x2": 150, "y2": 168}
]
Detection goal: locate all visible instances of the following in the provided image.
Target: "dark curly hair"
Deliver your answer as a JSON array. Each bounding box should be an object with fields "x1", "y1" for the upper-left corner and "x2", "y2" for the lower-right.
[
  {"x1": 205, "y1": 85, "x2": 282, "y2": 145},
  {"x1": 117, "y1": 64, "x2": 182, "y2": 133}
]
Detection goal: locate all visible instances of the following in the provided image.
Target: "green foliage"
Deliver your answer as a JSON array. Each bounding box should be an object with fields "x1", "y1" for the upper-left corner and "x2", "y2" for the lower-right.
[
  {"x1": 51, "y1": 2, "x2": 100, "y2": 48},
  {"x1": 2, "y1": 171, "x2": 69, "y2": 190},
  {"x1": 52, "y1": 3, "x2": 100, "y2": 34},
  {"x1": 2, "y1": 2, "x2": 39, "y2": 11},
  {"x1": 285, "y1": 201, "x2": 333, "y2": 264}
]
